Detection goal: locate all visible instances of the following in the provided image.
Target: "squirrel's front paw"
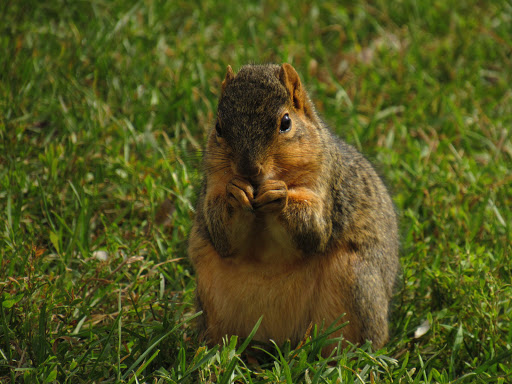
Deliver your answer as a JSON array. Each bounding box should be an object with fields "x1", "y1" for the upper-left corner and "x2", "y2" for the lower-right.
[
  {"x1": 253, "y1": 180, "x2": 288, "y2": 213},
  {"x1": 227, "y1": 177, "x2": 254, "y2": 211}
]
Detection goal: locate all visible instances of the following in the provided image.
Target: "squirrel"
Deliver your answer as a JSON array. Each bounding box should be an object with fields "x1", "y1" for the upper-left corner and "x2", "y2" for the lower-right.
[{"x1": 188, "y1": 63, "x2": 399, "y2": 352}]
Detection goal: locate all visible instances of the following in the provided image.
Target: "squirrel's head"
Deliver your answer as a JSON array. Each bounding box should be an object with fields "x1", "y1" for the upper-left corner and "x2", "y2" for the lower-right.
[{"x1": 208, "y1": 63, "x2": 322, "y2": 187}]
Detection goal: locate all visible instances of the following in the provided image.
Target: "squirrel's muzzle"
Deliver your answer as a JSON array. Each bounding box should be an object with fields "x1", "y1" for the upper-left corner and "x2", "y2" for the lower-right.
[
  {"x1": 232, "y1": 148, "x2": 265, "y2": 184},
  {"x1": 234, "y1": 161, "x2": 263, "y2": 180}
]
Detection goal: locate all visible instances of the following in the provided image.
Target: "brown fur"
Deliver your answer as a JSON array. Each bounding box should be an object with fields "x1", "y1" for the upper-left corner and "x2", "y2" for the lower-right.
[{"x1": 188, "y1": 63, "x2": 399, "y2": 352}]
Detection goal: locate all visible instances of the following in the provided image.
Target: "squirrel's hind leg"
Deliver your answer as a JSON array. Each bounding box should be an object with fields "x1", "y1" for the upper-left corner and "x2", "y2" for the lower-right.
[{"x1": 351, "y1": 261, "x2": 391, "y2": 349}]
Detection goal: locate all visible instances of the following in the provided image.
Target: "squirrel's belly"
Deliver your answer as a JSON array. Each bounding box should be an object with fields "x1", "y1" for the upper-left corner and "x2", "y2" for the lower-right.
[
  {"x1": 204, "y1": 259, "x2": 315, "y2": 344},
  {"x1": 193, "y1": 234, "x2": 357, "y2": 345}
]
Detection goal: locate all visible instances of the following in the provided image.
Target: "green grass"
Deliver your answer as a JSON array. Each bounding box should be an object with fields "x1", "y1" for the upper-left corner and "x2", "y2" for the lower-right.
[{"x1": 1, "y1": 0, "x2": 511, "y2": 382}]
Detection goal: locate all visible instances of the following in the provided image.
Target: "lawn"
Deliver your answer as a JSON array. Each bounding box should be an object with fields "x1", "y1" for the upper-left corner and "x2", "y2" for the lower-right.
[{"x1": 1, "y1": 0, "x2": 511, "y2": 382}]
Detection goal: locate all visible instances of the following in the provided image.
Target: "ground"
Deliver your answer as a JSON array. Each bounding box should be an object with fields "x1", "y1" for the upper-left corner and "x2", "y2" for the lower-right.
[{"x1": 1, "y1": 0, "x2": 511, "y2": 382}]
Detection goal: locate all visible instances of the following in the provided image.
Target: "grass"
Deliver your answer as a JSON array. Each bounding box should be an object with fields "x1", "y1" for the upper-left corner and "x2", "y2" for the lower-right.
[{"x1": 1, "y1": 0, "x2": 511, "y2": 382}]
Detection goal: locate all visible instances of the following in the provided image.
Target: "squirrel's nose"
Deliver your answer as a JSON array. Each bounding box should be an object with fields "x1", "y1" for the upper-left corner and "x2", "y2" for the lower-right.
[{"x1": 235, "y1": 162, "x2": 262, "y2": 179}]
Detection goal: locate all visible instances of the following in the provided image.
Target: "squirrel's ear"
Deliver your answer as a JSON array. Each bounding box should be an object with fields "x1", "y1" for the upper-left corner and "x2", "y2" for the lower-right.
[
  {"x1": 221, "y1": 65, "x2": 235, "y2": 95},
  {"x1": 279, "y1": 63, "x2": 310, "y2": 115}
]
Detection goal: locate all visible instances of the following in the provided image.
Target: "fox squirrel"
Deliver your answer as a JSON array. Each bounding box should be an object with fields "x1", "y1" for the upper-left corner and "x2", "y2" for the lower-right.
[{"x1": 188, "y1": 63, "x2": 399, "y2": 352}]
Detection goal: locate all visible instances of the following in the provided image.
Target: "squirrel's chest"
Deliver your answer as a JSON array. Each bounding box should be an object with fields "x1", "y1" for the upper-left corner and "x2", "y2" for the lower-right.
[{"x1": 231, "y1": 214, "x2": 301, "y2": 263}]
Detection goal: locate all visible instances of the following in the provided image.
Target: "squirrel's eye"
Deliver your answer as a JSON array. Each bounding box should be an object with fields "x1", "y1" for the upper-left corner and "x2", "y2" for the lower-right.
[
  {"x1": 280, "y1": 114, "x2": 291, "y2": 133},
  {"x1": 215, "y1": 121, "x2": 222, "y2": 137}
]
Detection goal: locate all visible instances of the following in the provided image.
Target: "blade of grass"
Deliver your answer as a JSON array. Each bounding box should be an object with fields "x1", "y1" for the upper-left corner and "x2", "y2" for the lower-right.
[
  {"x1": 121, "y1": 311, "x2": 202, "y2": 381},
  {"x1": 219, "y1": 316, "x2": 263, "y2": 384},
  {"x1": 90, "y1": 309, "x2": 123, "y2": 376}
]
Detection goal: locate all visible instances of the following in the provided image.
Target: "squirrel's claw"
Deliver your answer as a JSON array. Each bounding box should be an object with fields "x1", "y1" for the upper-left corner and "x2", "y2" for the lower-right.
[
  {"x1": 253, "y1": 179, "x2": 288, "y2": 213},
  {"x1": 227, "y1": 177, "x2": 254, "y2": 211}
]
